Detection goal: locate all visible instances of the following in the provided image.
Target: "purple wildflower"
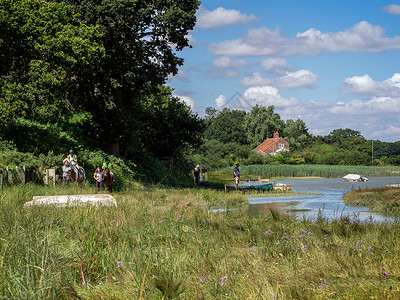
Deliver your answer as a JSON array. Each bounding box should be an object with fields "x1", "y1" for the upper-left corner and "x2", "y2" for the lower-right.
[
  {"x1": 382, "y1": 267, "x2": 391, "y2": 280},
  {"x1": 175, "y1": 215, "x2": 184, "y2": 222},
  {"x1": 319, "y1": 279, "x2": 328, "y2": 290},
  {"x1": 221, "y1": 275, "x2": 228, "y2": 286}
]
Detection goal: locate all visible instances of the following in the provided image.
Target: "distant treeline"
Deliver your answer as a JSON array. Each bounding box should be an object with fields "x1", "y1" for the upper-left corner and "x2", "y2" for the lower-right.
[{"x1": 194, "y1": 107, "x2": 400, "y2": 172}]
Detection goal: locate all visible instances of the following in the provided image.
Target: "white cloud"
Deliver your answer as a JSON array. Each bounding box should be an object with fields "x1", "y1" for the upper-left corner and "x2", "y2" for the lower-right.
[
  {"x1": 342, "y1": 73, "x2": 400, "y2": 96},
  {"x1": 261, "y1": 58, "x2": 292, "y2": 75},
  {"x1": 275, "y1": 97, "x2": 400, "y2": 141},
  {"x1": 208, "y1": 21, "x2": 400, "y2": 56},
  {"x1": 371, "y1": 124, "x2": 400, "y2": 140},
  {"x1": 329, "y1": 97, "x2": 400, "y2": 115},
  {"x1": 215, "y1": 94, "x2": 226, "y2": 108},
  {"x1": 382, "y1": 4, "x2": 400, "y2": 15},
  {"x1": 167, "y1": 69, "x2": 188, "y2": 82},
  {"x1": 240, "y1": 70, "x2": 319, "y2": 89},
  {"x1": 240, "y1": 73, "x2": 270, "y2": 86},
  {"x1": 186, "y1": 34, "x2": 196, "y2": 47},
  {"x1": 241, "y1": 86, "x2": 299, "y2": 108},
  {"x1": 209, "y1": 57, "x2": 247, "y2": 78},
  {"x1": 223, "y1": 70, "x2": 240, "y2": 78},
  {"x1": 175, "y1": 95, "x2": 195, "y2": 109},
  {"x1": 212, "y1": 56, "x2": 248, "y2": 68},
  {"x1": 274, "y1": 70, "x2": 319, "y2": 89},
  {"x1": 196, "y1": 6, "x2": 259, "y2": 29}
]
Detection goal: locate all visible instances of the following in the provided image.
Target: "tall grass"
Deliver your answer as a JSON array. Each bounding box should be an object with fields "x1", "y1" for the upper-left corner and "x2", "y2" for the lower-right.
[
  {"x1": 1, "y1": 184, "x2": 400, "y2": 298},
  {"x1": 218, "y1": 164, "x2": 400, "y2": 178},
  {"x1": 343, "y1": 187, "x2": 400, "y2": 216}
]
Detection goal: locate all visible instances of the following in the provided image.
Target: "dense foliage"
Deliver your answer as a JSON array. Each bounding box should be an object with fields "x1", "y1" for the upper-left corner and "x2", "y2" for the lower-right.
[{"x1": 0, "y1": 0, "x2": 202, "y2": 184}]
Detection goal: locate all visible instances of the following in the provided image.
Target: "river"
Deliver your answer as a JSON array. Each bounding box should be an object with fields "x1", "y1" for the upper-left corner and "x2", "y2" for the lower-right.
[{"x1": 248, "y1": 177, "x2": 400, "y2": 223}]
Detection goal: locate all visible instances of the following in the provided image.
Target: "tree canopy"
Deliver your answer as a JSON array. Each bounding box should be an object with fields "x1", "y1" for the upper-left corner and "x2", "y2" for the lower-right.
[
  {"x1": 243, "y1": 105, "x2": 285, "y2": 148},
  {"x1": 203, "y1": 107, "x2": 247, "y2": 144},
  {"x1": 0, "y1": 0, "x2": 201, "y2": 160}
]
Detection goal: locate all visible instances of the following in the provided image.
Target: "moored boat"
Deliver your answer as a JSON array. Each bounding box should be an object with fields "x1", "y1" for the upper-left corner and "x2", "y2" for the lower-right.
[
  {"x1": 273, "y1": 182, "x2": 292, "y2": 191},
  {"x1": 343, "y1": 174, "x2": 368, "y2": 182}
]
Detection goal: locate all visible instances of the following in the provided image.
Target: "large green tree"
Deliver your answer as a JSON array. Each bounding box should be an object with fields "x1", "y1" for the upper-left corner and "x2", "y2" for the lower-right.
[
  {"x1": 0, "y1": 0, "x2": 201, "y2": 159},
  {"x1": 243, "y1": 105, "x2": 285, "y2": 149},
  {"x1": 283, "y1": 119, "x2": 311, "y2": 151},
  {"x1": 0, "y1": 0, "x2": 103, "y2": 126},
  {"x1": 136, "y1": 86, "x2": 203, "y2": 159},
  {"x1": 65, "y1": 0, "x2": 200, "y2": 155},
  {"x1": 203, "y1": 107, "x2": 248, "y2": 145}
]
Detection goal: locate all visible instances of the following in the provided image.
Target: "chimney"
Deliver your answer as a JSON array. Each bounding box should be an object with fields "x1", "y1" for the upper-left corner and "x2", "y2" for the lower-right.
[{"x1": 273, "y1": 131, "x2": 279, "y2": 139}]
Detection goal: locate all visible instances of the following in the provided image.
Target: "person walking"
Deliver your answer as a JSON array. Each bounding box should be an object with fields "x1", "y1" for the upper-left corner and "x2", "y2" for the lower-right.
[
  {"x1": 93, "y1": 167, "x2": 103, "y2": 191},
  {"x1": 193, "y1": 164, "x2": 201, "y2": 186},
  {"x1": 233, "y1": 163, "x2": 240, "y2": 190},
  {"x1": 62, "y1": 158, "x2": 71, "y2": 186}
]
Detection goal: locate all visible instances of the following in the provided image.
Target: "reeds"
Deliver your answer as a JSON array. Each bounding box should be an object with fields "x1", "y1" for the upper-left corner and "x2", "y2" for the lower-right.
[{"x1": 219, "y1": 164, "x2": 400, "y2": 178}]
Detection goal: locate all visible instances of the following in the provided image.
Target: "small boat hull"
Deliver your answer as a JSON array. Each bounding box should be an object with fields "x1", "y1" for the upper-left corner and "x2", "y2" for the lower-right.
[{"x1": 343, "y1": 174, "x2": 368, "y2": 182}]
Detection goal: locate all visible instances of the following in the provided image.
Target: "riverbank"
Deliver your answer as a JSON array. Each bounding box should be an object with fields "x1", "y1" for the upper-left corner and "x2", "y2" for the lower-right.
[
  {"x1": 1, "y1": 184, "x2": 400, "y2": 299},
  {"x1": 343, "y1": 186, "x2": 400, "y2": 216}
]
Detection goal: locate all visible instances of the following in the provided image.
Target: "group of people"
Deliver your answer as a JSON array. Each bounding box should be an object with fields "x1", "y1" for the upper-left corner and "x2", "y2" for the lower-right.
[
  {"x1": 193, "y1": 162, "x2": 241, "y2": 190},
  {"x1": 62, "y1": 150, "x2": 114, "y2": 189},
  {"x1": 93, "y1": 158, "x2": 114, "y2": 191},
  {"x1": 62, "y1": 150, "x2": 80, "y2": 185}
]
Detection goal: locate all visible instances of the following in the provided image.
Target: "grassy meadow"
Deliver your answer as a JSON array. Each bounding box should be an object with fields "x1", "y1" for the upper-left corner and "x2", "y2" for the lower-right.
[{"x1": 1, "y1": 183, "x2": 400, "y2": 299}]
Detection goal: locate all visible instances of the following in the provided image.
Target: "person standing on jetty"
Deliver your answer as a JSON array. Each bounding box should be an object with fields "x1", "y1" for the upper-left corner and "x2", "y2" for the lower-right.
[{"x1": 233, "y1": 163, "x2": 240, "y2": 190}]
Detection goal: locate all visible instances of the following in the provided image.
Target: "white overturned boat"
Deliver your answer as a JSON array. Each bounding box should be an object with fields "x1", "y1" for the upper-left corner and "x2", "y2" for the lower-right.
[{"x1": 343, "y1": 174, "x2": 368, "y2": 182}]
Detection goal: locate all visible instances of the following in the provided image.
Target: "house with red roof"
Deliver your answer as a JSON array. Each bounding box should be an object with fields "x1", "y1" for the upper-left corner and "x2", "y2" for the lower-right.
[{"x1": 253, "y1": 131, "x2": 289, "y2": 155}]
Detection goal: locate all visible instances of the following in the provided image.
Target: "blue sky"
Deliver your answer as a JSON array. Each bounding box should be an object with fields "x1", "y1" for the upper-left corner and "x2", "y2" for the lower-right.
[{"x1": 168, "y1": 0, "x2": 400, "y2": 142}]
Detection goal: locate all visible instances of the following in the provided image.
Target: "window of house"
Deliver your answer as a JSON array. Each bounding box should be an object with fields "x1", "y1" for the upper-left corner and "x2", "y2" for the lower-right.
[{"x1": 279, "y1": 143, "x2": 284, "y2": 148}]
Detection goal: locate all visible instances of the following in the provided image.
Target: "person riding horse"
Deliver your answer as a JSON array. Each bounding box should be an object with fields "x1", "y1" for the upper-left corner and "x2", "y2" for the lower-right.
[
  {"x1": 102, "y1": 157, "x2": 115, "y2": 182},
  {"x1": 67, "y1": 150, "x2": 81, "y2": 173},
  {"x1": 102, "y1": 157, "x2": 114, "y2": 192},
  {"x1": 64, "y1": 150, "x2": 85, "y2": 186}
]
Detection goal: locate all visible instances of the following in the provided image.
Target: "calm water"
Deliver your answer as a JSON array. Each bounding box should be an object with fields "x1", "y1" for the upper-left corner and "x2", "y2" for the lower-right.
[{"x1": 248, "y1": 177, "x2": 400, "y2": 222}]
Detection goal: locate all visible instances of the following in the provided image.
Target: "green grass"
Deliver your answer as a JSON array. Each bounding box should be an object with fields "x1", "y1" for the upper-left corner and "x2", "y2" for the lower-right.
[
  {"x1": 217, "y1": 164, "x2": 400, "y2": 178},
  {"x1": 343, "y1": 187, "x2": 400, "y2": 216},
  {"x1": 1, "y1": 184, "x2": 400, "y2": 299}
]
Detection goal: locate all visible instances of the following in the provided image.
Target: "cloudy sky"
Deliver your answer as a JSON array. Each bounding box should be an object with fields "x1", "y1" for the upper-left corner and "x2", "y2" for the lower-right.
[{"x1": 168, "y1": 0, "x2": 400, "y2": 142}]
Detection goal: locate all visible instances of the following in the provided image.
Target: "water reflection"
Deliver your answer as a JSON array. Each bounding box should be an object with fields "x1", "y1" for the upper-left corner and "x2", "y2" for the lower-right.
[{"x1": 248, "y1": 177, "x2": 400, "y2": 223}]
